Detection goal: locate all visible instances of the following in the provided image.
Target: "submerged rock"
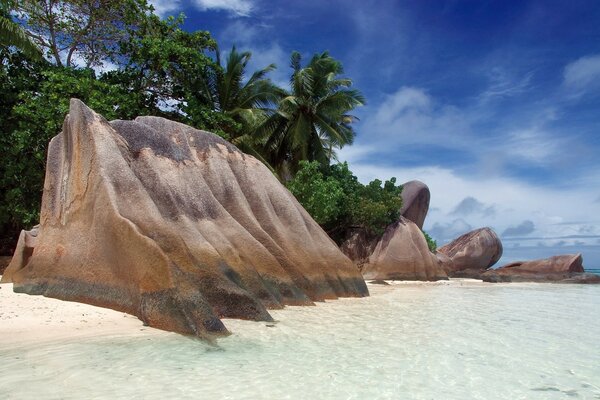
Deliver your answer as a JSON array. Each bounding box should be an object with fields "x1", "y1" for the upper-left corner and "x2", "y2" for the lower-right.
[
  {"x1": 1, "y1": 99, "x2": 368, "y2": 339},
  {"x1": 482, "y1": 254, "x2": 599, "y2": 283},
  {"x1": 399, "y1": 180, "x2": 430, "y2": 229},
  {"x1": 437, "y1": 227, "x2": 502, "y2": 275},
  {"x1": 362, "y1": 217, "x2": 448, "y2": 281}
]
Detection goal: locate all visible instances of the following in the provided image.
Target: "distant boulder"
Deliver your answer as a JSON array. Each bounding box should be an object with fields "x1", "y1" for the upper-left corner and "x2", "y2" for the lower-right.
[
  {"x1": 437, "y1": 227, "x2": 503, "y2": 275},
  {"x1": 482, "y1": 254, "x2": 599, "y2": 283},
  {"x1": 1, "y1": 99, "x2": 368, "y2": 339},
  {"x1": 362, "y1": 217, "x2": 448, "y2": 281},
  {"x1": 400, "y1": 180, "x2": 430, "y2": 229}
]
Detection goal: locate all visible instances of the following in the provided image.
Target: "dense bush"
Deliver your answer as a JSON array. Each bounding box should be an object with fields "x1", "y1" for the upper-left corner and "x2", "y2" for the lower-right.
[{"x1": 287, "y1": 161, "x2": 403, "y2": 243}]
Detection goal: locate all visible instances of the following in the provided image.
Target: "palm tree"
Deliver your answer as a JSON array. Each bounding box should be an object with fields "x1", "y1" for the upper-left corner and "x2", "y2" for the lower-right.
[
  {"x1": 0, "y1": 1, "x2": 42, "y2": 60},
  {"x1": 194, "y1": 46, "x2": 284, "y2": 162},
  {"x1": 257, "y1": 51, "x2": 364, "y2": 179}
]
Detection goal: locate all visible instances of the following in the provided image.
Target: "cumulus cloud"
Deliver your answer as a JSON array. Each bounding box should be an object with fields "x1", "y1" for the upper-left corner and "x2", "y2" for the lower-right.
[
  {"x1": 362, "y1": 87, "x2": 472, "y2": 149},
  {"x1": 428, "y1": 219, "x2": 473, "y2": 244},
  {"x1": 194, "y1": 0, "x2": 254, "y2": 16},
  {"x1": 148, "y1": 0, "x2": 182, "y2": 17},
  {"x1": 563, "y1": 54, "x2": 600, "y2": 92},
  {"x1": 451, "y1": 196, "x2": 496, "y2": 217},
  {"x1": 502, "y1": 220, "x2": 535, "y2": 237}
]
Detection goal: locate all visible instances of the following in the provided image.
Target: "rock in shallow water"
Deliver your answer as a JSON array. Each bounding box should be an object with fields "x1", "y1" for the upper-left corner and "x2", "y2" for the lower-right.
[
  {"x1": 437, "y1": 227, "x2": 503, "y2": 275},
  {"x1": 482, "y1": 254, "x2": 599, "y2": 283},
  {"x1": 1, "y1": 99, "x2": 368, "y2": 339}
]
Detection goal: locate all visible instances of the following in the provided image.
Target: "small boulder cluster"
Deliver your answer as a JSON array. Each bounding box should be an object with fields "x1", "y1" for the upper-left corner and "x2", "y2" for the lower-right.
[{"x1": 342, "y1": 180, "x2": 599, "y2": 284}]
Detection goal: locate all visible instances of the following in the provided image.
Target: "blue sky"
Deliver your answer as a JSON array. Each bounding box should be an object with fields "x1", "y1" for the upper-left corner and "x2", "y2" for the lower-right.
[{"x1": 149, "y1": 0, "x2": 600, "y2": 267}]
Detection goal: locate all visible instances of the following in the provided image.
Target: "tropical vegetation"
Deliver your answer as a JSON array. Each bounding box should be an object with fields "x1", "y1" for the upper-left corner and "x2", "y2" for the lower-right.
[
  {"x1": 287, "y1": 161, "x2": 403, "y2": 243},
  {"x1": 0, "y1": 0, "x2": 412, "y2": 255},
  {"x1": 258, "y1": 51, "x2": 365, "y2": 179}
]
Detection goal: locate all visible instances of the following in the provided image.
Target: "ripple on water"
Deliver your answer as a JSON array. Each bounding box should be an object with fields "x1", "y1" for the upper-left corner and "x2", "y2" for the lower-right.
[{"x1": 1, "y1": 283, "x2": 599, "y2": 400}]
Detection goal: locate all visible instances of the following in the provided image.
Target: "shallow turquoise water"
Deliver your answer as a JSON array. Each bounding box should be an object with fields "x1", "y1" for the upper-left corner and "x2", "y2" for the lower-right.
[{"x1": 1, "y1": 282, "x2": 599, "y2": 400}]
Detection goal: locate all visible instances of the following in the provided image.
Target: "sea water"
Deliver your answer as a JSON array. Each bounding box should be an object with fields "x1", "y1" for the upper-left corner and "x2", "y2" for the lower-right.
[{"x1": 1, "y1": 281, "x2": 599, "y2": 400}]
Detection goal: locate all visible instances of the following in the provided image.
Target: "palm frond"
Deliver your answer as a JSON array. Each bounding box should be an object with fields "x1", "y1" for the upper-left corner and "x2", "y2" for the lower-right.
[{"x1": 0, "y1": 15, "x2": 42, "y2": 60}]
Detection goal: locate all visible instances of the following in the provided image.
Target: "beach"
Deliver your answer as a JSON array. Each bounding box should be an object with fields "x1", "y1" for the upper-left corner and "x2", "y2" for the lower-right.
[
  {"x1": 2, "y1": 278, "x2": 600, "y2": 399},
  {"x1": 0, "y1": 279, "x2": 169, "y2": 345}
]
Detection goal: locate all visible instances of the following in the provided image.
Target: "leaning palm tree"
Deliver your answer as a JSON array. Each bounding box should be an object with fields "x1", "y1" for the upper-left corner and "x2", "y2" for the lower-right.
[
  {"x1": 194, "y1": 46, "x2": 284, "y2": 163},
  {"x1": 257, "y1": 51, "x2": 364, "y2": 180},
  {"x1": 0, "y1": 1, "x2": 41, "y2": 60}
]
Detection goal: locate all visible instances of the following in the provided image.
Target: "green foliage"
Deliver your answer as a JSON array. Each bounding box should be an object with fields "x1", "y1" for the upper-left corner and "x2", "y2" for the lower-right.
[
  {"x1": 257, "y1": 51, "x2": 364, "y2": 179},
  {"x1": 0, "y1": 49, "x2": 161, "y2": 254},
  {"x1": 15, "y1": 0, "x2": 151, "y2": 67},
  {"x1": 287, "y1": 161, "x2": 402, "y2": 242},
  {"x1": 422, "y1": 230, "x2": 437, "y2": 252},
  {"x1": 0, "y1": 2, "x2": 42, "y2": 60},
  {"x1": 185, "y1": 45, "x2": 283, "y2": 146},
  {"x1": 285, "y1": 161, "x2": 344, "y2": 226}
]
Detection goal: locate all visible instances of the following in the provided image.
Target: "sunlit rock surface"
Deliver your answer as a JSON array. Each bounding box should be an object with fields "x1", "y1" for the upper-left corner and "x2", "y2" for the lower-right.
[
  {"x1": 1, "y1": 99, "x2": 368, "y2": 339},
  {"x1": 437, "y1": 227, "x2": 503, "y2": 276},
  {"x1": 482, "y1": 254, "x2": 600, "y2": 283},
  {"x1": 362, "y1": 217, "x2": 447, "y2": 281}
]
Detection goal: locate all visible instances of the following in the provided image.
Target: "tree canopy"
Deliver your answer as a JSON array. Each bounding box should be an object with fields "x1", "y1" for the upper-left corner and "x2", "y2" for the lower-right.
[
  {"x1": 0, "y1": 0, "x2": 42, "y2": 59},
  {"x1": 0, "y1": 1, "x2": 376, "y2": 256},
  {"x1": 287, "y1": 161, "x2": 403, "y2": 243},
  {"x1": 258, "y1": 51, "x2": 365, "y2": 179}
]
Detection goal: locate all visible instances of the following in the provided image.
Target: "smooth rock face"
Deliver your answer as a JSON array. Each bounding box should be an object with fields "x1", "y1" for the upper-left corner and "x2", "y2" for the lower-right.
[
  {"x1": 362, "y1": 217, "x2": 448, "y2": 281},
  {"x1": 482, "y1": 254, "x2": 599, "y2": 283},
  {"x1": 339, "y1": 228, "x2": 379, "y2": 270},
  {"x1": 2, "y1": 226, "x2": 38, "y2": 280},
  {"x1": 399, "y1": 180, "x2": 430, "y2": 229},
  {"x1": 1, "y1": 99, "x2": 368, "y2": 339},
  {"x1": 437, "y1": 227, "x2": 503, "y2": 274}
]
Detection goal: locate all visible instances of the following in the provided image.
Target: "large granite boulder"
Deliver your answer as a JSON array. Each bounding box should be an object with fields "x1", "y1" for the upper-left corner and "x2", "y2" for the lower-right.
[
  {"x1": 482, "y1": 254, "x2": 600, "y2": 283},
  {"x1": 362, "y1": 217, "x2": 448, "y2": 281},
  {"x1": 437, "y1": 227, "x2": 502, "y2": 276},
  {"x1": 339, "y1": 228, "x2": 378, "y2": 270},
  {"x1": 2, "y1": 99, "x2": 368, "y2": 339},
  {"x1": 399, "y1": 180, "x2": 430, "y2": 229}
]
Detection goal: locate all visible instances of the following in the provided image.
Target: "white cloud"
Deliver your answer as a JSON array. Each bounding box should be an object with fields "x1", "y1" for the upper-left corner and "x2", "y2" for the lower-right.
[
  {"x1": 503, "y1": 126, "x2": 563, "y2": 165},
  {"x1": 451, "y1": 197, "x2": 496, "y2": 218},
  {"x1": 219, "y1": 20, "x2": 290, "y2": 89},
  {"x1": 148, "y1": 0, "x2": 182, "y2": 17},
  {"x1": 563, "y1": 54, "x2": 600, "y2": 92},
  {"x1": 479, "y1": 67, "x2": 533, "y2": 102},
  {"x1": 339, "y1": 162, "x2": 600, "y2": 253},
  {"x1": 194, "y1": 0, "x2": 254, "y2": 16},
  {"x1": 358, "y1": 86, "x2": 472, "y2": 149}
]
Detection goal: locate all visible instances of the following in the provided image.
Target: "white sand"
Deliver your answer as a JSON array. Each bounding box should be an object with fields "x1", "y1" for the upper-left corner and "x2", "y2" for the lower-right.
[
  {"x1": 0, "y1": 276, "x2": 505, "y2": 346},
  {"x1": 0, "y1": 278, "x2": 167, "y2": 345}
]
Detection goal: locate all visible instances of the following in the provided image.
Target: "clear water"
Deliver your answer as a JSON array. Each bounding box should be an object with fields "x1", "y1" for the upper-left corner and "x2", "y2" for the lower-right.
[{"x1": 1, "y1": 281, "x2": 599, "y2": 400}]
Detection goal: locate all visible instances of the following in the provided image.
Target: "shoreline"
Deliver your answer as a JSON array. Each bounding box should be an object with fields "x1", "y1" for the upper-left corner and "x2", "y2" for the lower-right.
[{"x1": 0, "y1": 276, "x2": 547, "y2": 347}]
